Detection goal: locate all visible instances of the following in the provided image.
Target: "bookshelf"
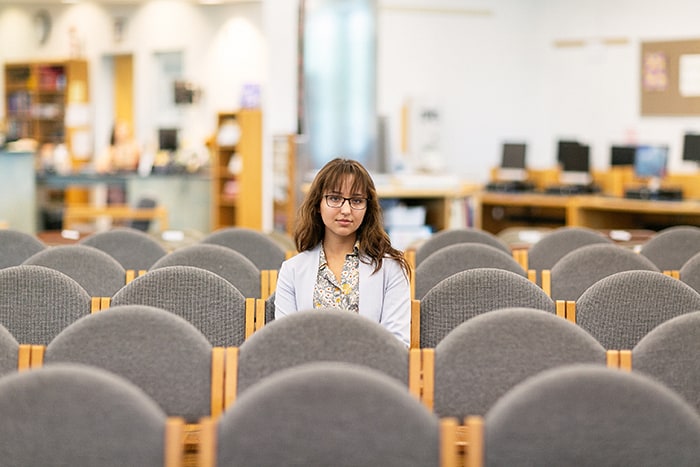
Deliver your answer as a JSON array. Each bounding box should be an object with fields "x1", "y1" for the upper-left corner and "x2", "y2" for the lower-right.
[{"x1": 211, "y1": 109, "x2": 263, "y2": 230}]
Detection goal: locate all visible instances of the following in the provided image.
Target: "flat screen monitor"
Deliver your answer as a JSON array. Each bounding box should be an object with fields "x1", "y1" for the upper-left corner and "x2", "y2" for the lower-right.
[
  {"x1": 557, "y1": 140, "x2": 581, "y2": 164},
  {"x1": 682, "y1": 133, "x2": 700, "y2": 162},
  {"x1": 158, "y1": 128, "x2": 178, "y2": 152},
  {"x1": 560, "y1": 143, "x2": 591, "y2": 185},
  {"x1": 634, "y1": 145, "x2": 668, "y2": 179},
  {"x1": 611, "y1": 145, "x2": 637, "y2": 166},
  {"x1": 501, "y1": 143, "x2": 526, "y2": 169}
]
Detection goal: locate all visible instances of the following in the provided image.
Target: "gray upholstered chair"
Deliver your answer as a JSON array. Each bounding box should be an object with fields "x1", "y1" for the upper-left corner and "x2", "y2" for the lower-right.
[
  {"x1": 201, "y1": 227, "x2": 287, "y2": 271},
  {"x1": 526, "y1": 226, "x2": 612, "y2": 284},
  {"x1": 44, "y1": 305, "x2": 216, "y2": 423},
  {"x1": 79, "y1": 227, "x2": 167, "y2": 271},
  {"x1": 110, "y1": 265, "x2": 252, "y2": 347},
  {"x1": 414, "y1": 228, "x2": 511, "y2": 267},
  {"x1": 150, "y1": 243, "x2": 261, "y2": 298},
  {"x1": 201, "y1": 362, "x2": 441, "y2": 467},
  {"x1": 632, "y1": 311, "x2": 700, "y2": 414},
  {"x1": 640, "y1": 225, "x2": 700, "y2": 271},
  {"x1": 0, "y1": 323, "x2": 20, "y2": 376},
  {"x1": 0, "y1": 265, "x2": 92, "y2": 345},
  {"x1": 234, "y1": 310, "x2": 411, "y2": 402},
  {"x1": 414, "y1": 243, "x2": 527, "y2": 299},
  {"x1": 0, "y1": 363, "x2": 183, "y2": 467},
  {"x1": 0, "y1": 229, "x2": 46, "y2": 269},
  {"x1": 679, "y1": 250, "x2": 700, "y2": 294},
  {"x1": 431, "y1": 308, "x2": 606, "y2": 419},
  {"x1": 575, "y1": 270, "x2": 700, "y2": 349},
  {"x1": 22, "y1": 244, "x2": 127, "y2": 297},
  {"x1": 549, "y1": 243, "x2": 659, "y2": 301},
  {"x1": 264, "y1": 291, "x2": 275, "y2": 325},
  {"x1": 417, "y1": 268, "x2": 555, "y2": 348},
  {"x1": 482, "y1": 365, "x2": 700, "y2": 466}
]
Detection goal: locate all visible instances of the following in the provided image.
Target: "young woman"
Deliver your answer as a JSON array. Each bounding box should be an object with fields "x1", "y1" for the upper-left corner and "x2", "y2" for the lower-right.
[{"x1": 274, "y1": 158, "x2": 411, "y2": 346}]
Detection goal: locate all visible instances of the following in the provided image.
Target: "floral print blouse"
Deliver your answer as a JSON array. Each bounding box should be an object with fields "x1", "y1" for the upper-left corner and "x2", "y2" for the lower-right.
[{"x1": 313, "y1": 242, "x2": 360, "y2": 313}]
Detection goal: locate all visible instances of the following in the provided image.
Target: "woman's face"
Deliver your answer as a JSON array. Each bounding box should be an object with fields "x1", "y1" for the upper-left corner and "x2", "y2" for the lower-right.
[{"x1": 320, "y1": 175, "x2": 367, "y2": 243}]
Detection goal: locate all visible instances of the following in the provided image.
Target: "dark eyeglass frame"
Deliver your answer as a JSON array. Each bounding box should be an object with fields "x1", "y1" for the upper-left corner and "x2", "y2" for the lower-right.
[{"x1": 323, "y1": 195, "x2": 368, "y2": 210}]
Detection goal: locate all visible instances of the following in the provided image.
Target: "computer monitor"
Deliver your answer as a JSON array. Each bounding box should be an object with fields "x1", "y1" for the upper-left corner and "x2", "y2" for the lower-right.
[
  {"x1": 682, "y1": 133, "x2": 700, "y2": 163},
  {"x1": 158, "y1": 128, "x2": 178, "y2": 152},
  {"x1": 634, "y1": 145, "x2": 668, "y2": 191},
  {"x1": 559, "y1": 143, "x2": 591, "y2": 185},
  {"x1": 611, "y1": 145, "x2": 637, "y2": 166},
  {"x1": 497, "y1": 142, "x2": 527, "y2": 181},
  {"x1": 557, "y1": 140, "x2": 581, "y2": 164}
]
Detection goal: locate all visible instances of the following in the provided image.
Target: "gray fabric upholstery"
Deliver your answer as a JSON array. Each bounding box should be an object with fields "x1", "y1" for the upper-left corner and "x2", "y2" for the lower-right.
[
  {"x1": 527, "y1": 226, "x2": 612, "y2": 271},
  {"x1": 414, "y1": 228, "x2": 511, "y2": 266},
  {"x1": 150, "y1": 243, "x2": 261, "y2": 298},
  {"x1": 45, "y1": 305, "x2": 212, "y2": 422},
  {"x1": 0, "y1": 229, "x2": 46, "y2": 269},
  {"x1": 434, "y1": 308, "x2": 605, "y2": 419},
  {"x1": 550, "y1": 243, "x2": 659, "y2": 301},
  {"x1": 633, "y1": 311, "x2": 700, "y2": 414},
  {"x1": 217, "y1": 362, "x2": 440, "y2": 467},
  {"x1": 265, "y1": 291, "x2": 275, "y2": 325},
  {"x1": 576, "y1": 270, "x2": 700, "y2": 349},
  {"x1": 237, "y1": 310, "x2": 409, "y2": 395},
  {"x1": 0, "y1": 363, "x2": 167, "y2": 467},
  {"x1": 680, "y1": 251, "x2": 700, "y2": 294},
  {"x1": 110, "y1": 265, "x2": 248, "y2": 346},
  {"x1": 0, "y1": 323, "x2": 19, "y2": 376},
  {"x1": 22, "y1": 244, "x2": 126, "y2": 297},
  {"x1": 201, "y1": 227, "x2": 286, "y2": 271},
  {"x1": 414, "y1": 243, "x2": 526, "y2": 299},
  {"x1": 640, "y1": 225, "x2": 700, "y2": 271},
  {"x1": 485, "y1": 365, "x2": 700, "y2": 466},
  {"x1": 0, "y1": 265, "x2": 92, "y2": 345},
  {"x1": 79, "y1": 227, "x2": 167, "y2": 271},
  {"x1": 420, "y1": 268, "x2": 555, "y2": 348}
]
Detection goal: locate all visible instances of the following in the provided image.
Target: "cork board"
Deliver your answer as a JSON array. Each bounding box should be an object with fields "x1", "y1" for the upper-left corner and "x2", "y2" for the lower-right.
[{"x1": 641, "y1": 39, "x2": 700, "y2": 116}]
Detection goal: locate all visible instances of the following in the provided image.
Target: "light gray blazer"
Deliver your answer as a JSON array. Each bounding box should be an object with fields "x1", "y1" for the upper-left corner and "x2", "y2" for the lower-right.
[{"x1": 274, "y1": 244, "x2": 411, "y2": 346}]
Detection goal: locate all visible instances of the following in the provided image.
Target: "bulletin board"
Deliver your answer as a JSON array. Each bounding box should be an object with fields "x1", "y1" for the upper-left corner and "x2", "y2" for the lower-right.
[{"x1": 641, "y1": 39, "x2": 700, "y2": 116}]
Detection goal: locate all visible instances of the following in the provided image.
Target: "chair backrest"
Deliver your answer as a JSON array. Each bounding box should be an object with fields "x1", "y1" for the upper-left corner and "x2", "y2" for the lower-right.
[
  {"x1": 264, "y1": 291, "x2": 275, "y2": 325},
  {"x1": 0, "y1": 323, "x2": 19, "y2": 376},
  {"x1": 0, "y1": 265, "x2": 92, "y2": 345},
  {"x1": 483, "y1": 365, "x2": 700, "y2": 466},
  {"x1": 414, "y1": 243, "x2": 526, "y2": 299},
  {"x1": 679, "y1": 250, "x2": 700, "y2": 294},
  {"x1": 45, "y1": 304, "x2": 214, "y2": 423},
  {"x1": 433, "y1": 308, "x2": 606, "y2": 419},
  {"x1": 79, "y1": 227, "x2": 168, "y2": 271},
  {"x1": 419, "y1": 268, "x2": 555, "y2": 348},
  {"x1": 201, "y1": 227, "x2": 286, "y2": 271},
  {"x1": 0, "y1": 363, "x2": 180, "y2": 467},
  {"x1": 414, "y1": 228, "x2": 511, "y2": 266},
  {"x1": 110, "y1": 265, "x2": 250, "y2": 346},
  {"x1": 640, "y1": 225, "x2": 700, "y2": 271},
  {"x1": 633, "y1": 311, "x2": 700, "y2": 414},
  {"x1": 550, "y1": 243, "x2": 659, "y2": 301},
  {"x1": 575, "y1": 270, "x2": 700, "y2": 349},
  {"x1": 22, "y1": 244, "x2": 127, "y2": 297},
  {"x1": 0, "y1": 229, "x2": 46, "y2": 269},
  {"x1": 526, "y1": 226, "x2": 612, "y2": 272},
  {"x1": 236, "y1": 310, "x2": 409, "y2": 396},
  {"x1": 206, "y1": 362, "x2": 440, "y2": 467},
  {"x1": 151, "y1": 243, "x2": 261, "y2": 298}
]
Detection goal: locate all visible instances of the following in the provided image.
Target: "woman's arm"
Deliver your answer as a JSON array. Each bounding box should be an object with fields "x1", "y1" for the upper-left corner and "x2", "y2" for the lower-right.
[
  {"x1": 274, "y1": 260, "x2": 298, "y2": 319},
  {"x1": 378, "y1": 259, "x2": 411, "y2": 347}
]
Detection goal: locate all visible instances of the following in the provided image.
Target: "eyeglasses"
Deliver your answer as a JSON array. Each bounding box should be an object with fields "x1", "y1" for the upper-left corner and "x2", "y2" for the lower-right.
[{"x1": 324, "y1": 195, "x2": 368, "y2": 210}]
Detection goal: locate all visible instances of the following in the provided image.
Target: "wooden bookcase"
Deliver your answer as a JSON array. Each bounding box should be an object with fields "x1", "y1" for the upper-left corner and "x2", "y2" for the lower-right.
[
  {"x1": 211, "y1": 109, "x2": 263, "y2": 230},
  {"x1": 4, "y1": 59, "x2": 89, "y2": 167}
]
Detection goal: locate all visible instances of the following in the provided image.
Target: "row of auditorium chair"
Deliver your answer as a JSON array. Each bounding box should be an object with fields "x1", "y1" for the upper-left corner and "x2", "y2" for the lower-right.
[{"x1": 2, "y1": 306, "x2": 700, "y2": 465}]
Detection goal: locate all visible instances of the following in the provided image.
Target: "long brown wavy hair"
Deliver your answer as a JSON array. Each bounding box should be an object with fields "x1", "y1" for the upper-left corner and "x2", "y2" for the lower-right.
[{"x1": 294, "y1": 158, "x2": 410, "y2": 277}]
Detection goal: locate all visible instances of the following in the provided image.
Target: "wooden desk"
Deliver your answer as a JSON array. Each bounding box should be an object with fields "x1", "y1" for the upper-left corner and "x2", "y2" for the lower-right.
[
  {"x1": 569, "y1": 196, "x2": 700, "y2": 230},
  {"x1": 474, "y1": 192, "x2": 573, "y2": 233},
  {"x1": 474, "y1": 191, "x2": 700, "y2": 233}
]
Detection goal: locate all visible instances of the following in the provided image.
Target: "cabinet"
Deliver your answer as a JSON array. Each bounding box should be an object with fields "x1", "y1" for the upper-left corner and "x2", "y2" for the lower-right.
[
  {"x1": 4, "y1": 59, "x2": 89, "y2": 167},
  {"x1": 211, "y1": 109, "x2": 263, "y2": 230}
]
